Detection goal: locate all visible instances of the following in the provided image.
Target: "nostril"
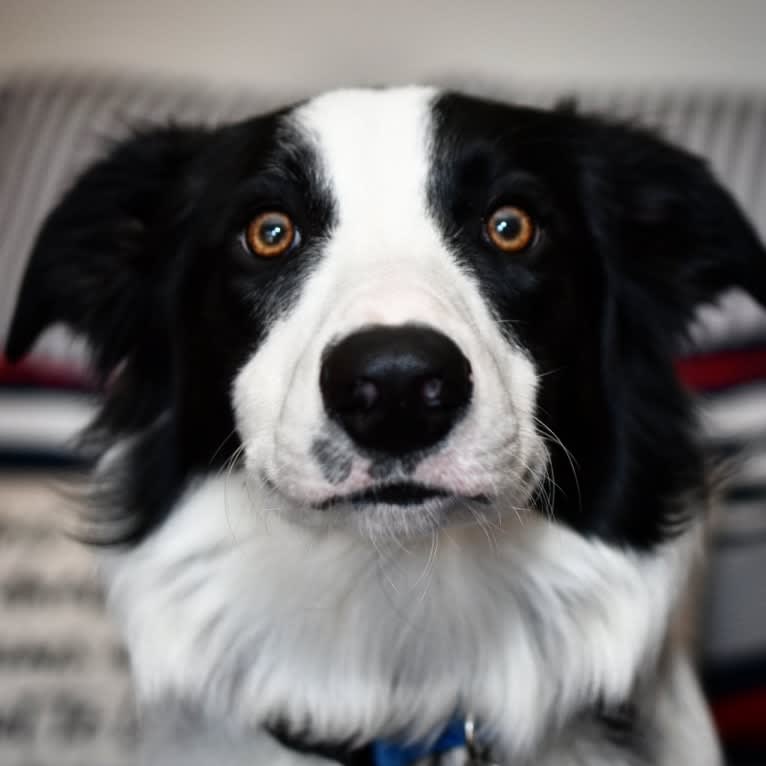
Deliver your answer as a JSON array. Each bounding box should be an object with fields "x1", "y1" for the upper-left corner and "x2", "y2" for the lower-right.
[
  {"x1": 353, "y1": 379, "x2": 379, "y2": 411},
  {"x1": 420, "y1": 377, "x2": 444, "y2": 408}
]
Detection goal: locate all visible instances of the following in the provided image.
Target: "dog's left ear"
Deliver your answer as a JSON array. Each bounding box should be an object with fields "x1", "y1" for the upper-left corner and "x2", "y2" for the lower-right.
[
  {"x1": 586, "y1": 125, "x2": 766, "y2": 327},
  {"x1": 572, "y1": 126, "x2": 766, "y2": 543}
]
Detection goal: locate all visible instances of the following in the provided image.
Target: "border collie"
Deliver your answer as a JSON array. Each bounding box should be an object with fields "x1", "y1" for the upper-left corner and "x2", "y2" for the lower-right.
[{"x1": 7, "y1": 87, "x2": 766, "y2": 765}]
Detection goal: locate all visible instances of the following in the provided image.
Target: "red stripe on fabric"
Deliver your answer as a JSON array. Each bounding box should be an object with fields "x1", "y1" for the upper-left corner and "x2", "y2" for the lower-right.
[
  {"x1": 676, "y1": 348, "x2": 766, "y2": 391},
  {"x1": 712, "y1": 689, "x2": 766, "y2": 741},
  {"x1": 0, "y1": 355, "x2": 94, "y2": 390}
]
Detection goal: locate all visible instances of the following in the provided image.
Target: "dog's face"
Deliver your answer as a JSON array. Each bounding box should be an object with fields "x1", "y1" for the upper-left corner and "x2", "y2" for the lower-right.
[
  {"x1": 6, "y1": 87, "x2": 766, "y2": 550},
  {"x1": 233, "y1": 88, "x2": 547, "y2": 541}
]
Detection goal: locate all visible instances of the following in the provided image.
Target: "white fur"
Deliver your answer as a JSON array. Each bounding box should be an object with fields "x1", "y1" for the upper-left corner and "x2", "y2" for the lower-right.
[{"x1": 102, "y1": 472, "x2": 707, "y2": 763}]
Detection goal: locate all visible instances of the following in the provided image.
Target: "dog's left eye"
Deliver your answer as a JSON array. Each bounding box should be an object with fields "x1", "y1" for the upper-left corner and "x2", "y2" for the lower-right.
[
  {"x1": 245, "y1": 211, "x2": 300, "y2": 258},
  {"x1": 485, "y1": 205, "x2": 536, "y2": 253}
]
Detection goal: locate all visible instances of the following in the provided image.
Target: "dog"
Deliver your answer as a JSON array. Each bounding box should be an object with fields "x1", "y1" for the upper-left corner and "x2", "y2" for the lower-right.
[{"x1": 6, "y1": 86, "x2": 766, "y2": 765}]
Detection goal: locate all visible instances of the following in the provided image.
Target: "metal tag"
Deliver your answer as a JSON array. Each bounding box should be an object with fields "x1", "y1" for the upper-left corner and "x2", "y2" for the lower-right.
[{"x1": 464, "y1": 716, "x2": 501, "y2": 766}]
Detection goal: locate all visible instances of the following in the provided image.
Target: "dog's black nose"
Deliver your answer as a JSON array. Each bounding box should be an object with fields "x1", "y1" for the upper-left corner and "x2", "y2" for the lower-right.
[{"x1": 320, "y1": 325, "x2": 472, "y2": 454}]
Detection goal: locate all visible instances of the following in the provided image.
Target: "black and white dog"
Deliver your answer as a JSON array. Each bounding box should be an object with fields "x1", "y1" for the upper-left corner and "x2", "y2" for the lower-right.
[{"x1": 7, "y1": 87, "x2": 766, "y2": 765}]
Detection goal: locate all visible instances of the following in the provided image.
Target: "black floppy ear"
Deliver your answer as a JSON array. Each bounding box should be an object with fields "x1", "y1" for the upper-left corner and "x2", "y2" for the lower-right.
[
  {"x1": 589, "y1": 125, "x2": 766, "y2": 329},
  {"x1": 5, "y1": 126, "x2": 206, "y2": 376},
  {"x1": 572, "y1": 125, "x2": 766, "y2": 545}
]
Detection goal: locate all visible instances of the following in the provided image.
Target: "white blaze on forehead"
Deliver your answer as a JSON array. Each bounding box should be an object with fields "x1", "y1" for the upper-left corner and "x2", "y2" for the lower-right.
[{"x1": 293, "y1": 86, "x2": 438, "y2": 227}]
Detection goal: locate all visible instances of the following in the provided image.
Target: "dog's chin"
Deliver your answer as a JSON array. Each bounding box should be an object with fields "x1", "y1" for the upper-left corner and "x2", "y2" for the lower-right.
[
  {"x1": 337, "y1": 494, "x2": 490, "y2": 540},
  {"x1": 329, "y1": 483, "x2": 494, "y2": 537},
  {"x1": 262, "y1": 478, "x2": 493, "y2": 540}
]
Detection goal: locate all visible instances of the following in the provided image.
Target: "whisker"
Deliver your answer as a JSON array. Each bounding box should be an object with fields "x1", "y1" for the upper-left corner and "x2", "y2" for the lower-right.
[
  {"x1": 221, "y1": 443, "x2": 248, "y2": 544},
  {"x1": 410, "y1": 531, "x2": 439, "y2": 610},
  {"x1": 209, "y1": 428, "x2": 240, "y2": 468},
  {"x1": 532, "y1": 415, "x2": 582, "y2": 513},
  {"x1": 467, "y1": 501, "x2": 499, "y2": 552},
  {"x1": 371, "y1": 535, "x2": 402, "y2": 597}
]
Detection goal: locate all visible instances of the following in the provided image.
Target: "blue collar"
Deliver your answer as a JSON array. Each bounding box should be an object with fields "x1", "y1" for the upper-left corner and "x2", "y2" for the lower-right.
[{"x1": 372, "y1": 719, "x2": 468, "y2": 766}]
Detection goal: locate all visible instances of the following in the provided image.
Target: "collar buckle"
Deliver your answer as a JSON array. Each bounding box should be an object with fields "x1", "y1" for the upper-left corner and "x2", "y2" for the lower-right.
[{"x1": 463, "y1": 715, "x2": 500, "y2": 766}]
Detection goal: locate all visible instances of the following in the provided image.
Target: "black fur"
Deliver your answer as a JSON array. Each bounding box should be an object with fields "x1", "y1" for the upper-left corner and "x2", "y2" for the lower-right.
[
  {"x1": 7, "y1": 112, "x2": 336, "y2": 542},
  {"x1": 429, "y1": 93, "x2": 766, "y2": 547},
  {"x1": 6, "y1": 92, "x2": 766, "y2": 551}
]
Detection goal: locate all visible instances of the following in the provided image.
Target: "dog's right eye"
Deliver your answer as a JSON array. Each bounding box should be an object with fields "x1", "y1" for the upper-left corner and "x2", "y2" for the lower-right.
[
  {"x1": 485, "y1": 205, "x2": 536, "y2": 254},
  {"x1": 244, "y1": 211, "x2": 300, "y2": 258}
]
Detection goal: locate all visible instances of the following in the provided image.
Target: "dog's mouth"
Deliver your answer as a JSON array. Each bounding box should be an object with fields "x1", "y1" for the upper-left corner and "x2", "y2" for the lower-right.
[{"x1": 314, "y1": 482, "x2": 488, "y2": 510}]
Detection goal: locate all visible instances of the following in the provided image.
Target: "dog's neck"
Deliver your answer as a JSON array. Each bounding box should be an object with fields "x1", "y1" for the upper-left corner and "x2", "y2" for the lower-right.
[{"x1": 100, "y1": 472, "x2": 700, "y2": 761}]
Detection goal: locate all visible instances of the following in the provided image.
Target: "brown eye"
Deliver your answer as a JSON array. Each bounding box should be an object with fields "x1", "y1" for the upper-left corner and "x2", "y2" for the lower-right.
[
  {"x1": 245, "y1": 211, "x2": 297, "y2": 258},
  {"x1": 486, "y1": 205, "x2": 536, "y2": 253}
]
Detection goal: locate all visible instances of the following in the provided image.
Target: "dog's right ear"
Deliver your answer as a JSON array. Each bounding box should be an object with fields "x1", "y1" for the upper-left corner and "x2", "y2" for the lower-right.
[{"x1": 5, "y1": 126, "x2": 207, "y2": 376}]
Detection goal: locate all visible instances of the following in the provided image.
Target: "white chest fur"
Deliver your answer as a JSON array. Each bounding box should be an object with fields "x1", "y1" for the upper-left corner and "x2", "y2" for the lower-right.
[{"x1": 101, "y1": 473, "x2": 701, "y2": 761}]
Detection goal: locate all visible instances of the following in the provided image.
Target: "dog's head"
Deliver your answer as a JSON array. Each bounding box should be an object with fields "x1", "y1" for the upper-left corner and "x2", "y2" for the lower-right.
[{"x1": 7, "y1": 87, "x2": 766, "y2": 546}]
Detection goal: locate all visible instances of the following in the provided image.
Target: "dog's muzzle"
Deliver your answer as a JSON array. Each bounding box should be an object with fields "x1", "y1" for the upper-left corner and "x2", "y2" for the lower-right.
[{"x1": 320, "y1": 325, "x2": 473, "y2": 454}]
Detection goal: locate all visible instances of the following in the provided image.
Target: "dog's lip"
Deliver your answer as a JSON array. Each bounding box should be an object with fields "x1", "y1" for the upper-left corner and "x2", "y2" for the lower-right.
[{"x1": 313, "y1": 481, "x2": 489, "y2": 510}]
